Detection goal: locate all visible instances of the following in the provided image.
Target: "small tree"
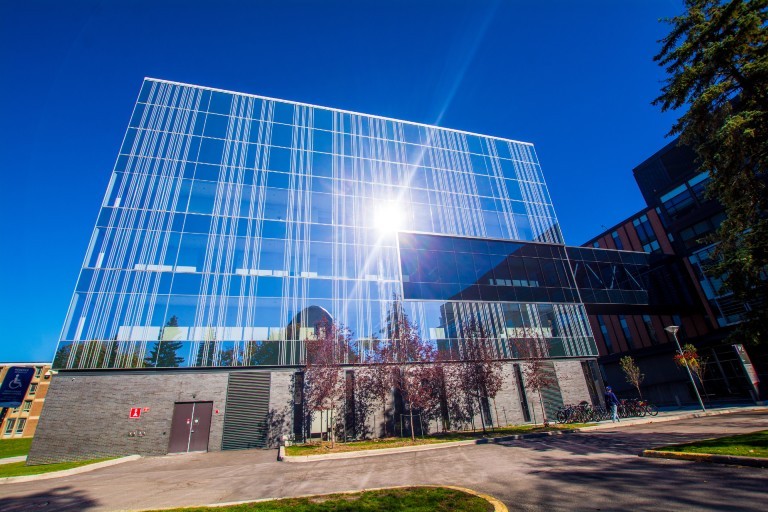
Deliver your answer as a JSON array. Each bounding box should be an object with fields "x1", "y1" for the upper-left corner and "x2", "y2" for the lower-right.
[
  {"x1": 514, "y1": 331, "x2": 556, "y2": 426},
  {"x1": 380, "y1": 298, "x2": 436, "y2": 441},
  {"x1": 619, "y1": 356, "x2": 645, "y2": 399},
  {"x1": 455, "y1": 321, "x2": 504, "y2": 432},
  {"x1": 303, "y1": 319, "x2": 350, "y2": 447},
  {"x1": 353, "y1": 336, "x2": 396, "y2": 438},
  {"x1": 674, "y1": 343, "x2": 709, "y2": 397}
]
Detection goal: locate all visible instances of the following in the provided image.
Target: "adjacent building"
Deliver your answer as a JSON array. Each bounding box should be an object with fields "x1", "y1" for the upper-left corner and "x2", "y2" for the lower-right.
[
  {"x1": 584, "y1": 139, "x2": 766, "y2": 405},
  {"x1": 31, "y1": 79, "x2": 648, "y2": 464},
  {"x1": 0, "y1": 363, "x2": 52, "y2": 439}
]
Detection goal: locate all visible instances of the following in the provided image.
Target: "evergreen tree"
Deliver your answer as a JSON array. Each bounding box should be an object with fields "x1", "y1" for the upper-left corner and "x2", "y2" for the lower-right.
[{"x1": 654, "y1": 0, "x2": 768, "y2": 343}]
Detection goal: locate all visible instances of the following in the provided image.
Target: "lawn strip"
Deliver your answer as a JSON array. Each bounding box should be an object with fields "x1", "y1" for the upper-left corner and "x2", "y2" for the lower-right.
[
  {"x1": 144, "y1": 486, "x2": 494, "y2": 511},
  {"x1": 0, "y1": 457, "x2": 117, "y2": 478},
  {"x1": 654, "y1": 430, "x2": 768, "y2": 458},
  {"x1": 0, "y1": 438, "x2": 33, "y2": 459},
  {"x1": 286, "y1": 424, "x2": 593, "y2": 456}
]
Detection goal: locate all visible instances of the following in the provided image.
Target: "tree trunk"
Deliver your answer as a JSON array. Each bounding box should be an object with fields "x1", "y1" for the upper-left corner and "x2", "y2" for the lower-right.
[
  {"x1": 539, "y1": 394, "x2": 547, "y2": 426},
  {"x1": 408, "y1": 400, "x2": 415, "y2": 442},
  {"x1": 477, "y1": 396, "x2": 486, "y2": 433},
  {"x1": 330, "y1": 406, "x2": 335, "y2": 448}
]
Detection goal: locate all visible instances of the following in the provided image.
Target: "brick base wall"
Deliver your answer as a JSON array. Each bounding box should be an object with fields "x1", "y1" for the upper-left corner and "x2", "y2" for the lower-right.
[
  {"x1": 28, "y1": 370, "x2": 229, "y2": 465},
  {"x1": 28, "y1": 359, "x2": 596, "y2": 464}
]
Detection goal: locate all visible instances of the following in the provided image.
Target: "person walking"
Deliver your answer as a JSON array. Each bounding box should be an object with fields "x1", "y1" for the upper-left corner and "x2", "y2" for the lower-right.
[{"x1": 604, "y1": 386, "x2": 621, "y2": 422}]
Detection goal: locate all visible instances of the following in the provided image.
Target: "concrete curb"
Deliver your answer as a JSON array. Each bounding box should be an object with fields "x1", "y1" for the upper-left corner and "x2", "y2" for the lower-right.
[
  {"x1": 128, "y1": 484, "x2": 508, "y2": 512},
  {"x1": 284, "y1": 430, "x2": 583, "y2": 463},
  {"x1": 284, "y1": 406, "x2": 768, "y2": 463},
  {"x1": 641, "y1": 449, "x2": 768, "y2": 468},
  {"x1": 0, "y1": 455, "x2": 141, "y2": 484},
  {"x1": 0, "y1": 456, "x2": 27, "y2": 465},
  {"x1": 572, "y1": 405, "x2": 768, "y2": 432}
]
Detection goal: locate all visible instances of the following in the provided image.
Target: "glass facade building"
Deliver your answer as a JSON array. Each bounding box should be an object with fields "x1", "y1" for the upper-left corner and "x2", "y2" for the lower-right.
[{"x1": 54, "y1": 78, "x2": 604, "y2": 370}]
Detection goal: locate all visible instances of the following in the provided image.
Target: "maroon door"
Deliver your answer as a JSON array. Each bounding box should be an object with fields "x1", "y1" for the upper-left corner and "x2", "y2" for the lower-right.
[{"x1": 168, "y1": 402, "x2": 213, "y2": 454}]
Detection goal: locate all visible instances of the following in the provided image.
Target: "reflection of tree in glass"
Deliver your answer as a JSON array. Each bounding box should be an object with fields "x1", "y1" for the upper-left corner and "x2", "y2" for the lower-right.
[
  {"x1": 52, "y1": 343, "x2": 73, "y2": 369},
  {"x1": 243, "y1": 340, "x2": 278, "y2": 366},
  {"x1": 145, "y1": 316, "x2": 184, "y2": 368},
  {"x1": 195, "y1": 327, "x2": 217, "y2": 367},
  {"x1": 54, "y1": 336, "x2": 122, "y2": 369}
]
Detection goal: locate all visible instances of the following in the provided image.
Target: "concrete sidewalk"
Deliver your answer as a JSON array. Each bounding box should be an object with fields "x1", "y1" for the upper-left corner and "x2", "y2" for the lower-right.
[
  {"x1": 284, "y1": 404, "x2": 768, "y2": 463},
  {"x1": 0, "y1": 456, "x2": 27, "y2": 465}
]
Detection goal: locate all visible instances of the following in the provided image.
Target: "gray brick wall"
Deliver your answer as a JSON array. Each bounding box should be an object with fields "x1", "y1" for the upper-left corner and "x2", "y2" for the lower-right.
[
  {"x1": 28, "y1": 370, "x2": 229, "y2": 465},
  {"x1": 29, "y1": 359, "x2": 598, "y2": 463},
  {"x1": 492, "y1": 363, "x2": 528, "y2": 426},
  {"x1": 266, "y1": 370, "x2": 295, "y2": 447},
  {"x1": 554, "y1": 360, "x2": 592, "y2": 406}
]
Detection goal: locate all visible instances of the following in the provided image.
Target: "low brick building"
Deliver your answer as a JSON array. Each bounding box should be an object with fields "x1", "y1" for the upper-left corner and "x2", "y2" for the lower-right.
[{"x1": 0, "y1": 363, "x2": 53, "y2": 439}]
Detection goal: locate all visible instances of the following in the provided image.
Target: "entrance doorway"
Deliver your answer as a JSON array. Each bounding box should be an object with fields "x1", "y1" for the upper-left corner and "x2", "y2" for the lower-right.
[{"x1": 168, "y1": 402, "x2": 213, "y2": 454}]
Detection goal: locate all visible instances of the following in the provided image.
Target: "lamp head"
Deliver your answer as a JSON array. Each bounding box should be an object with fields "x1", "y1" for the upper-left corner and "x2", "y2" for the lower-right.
[{"x1": 664, "y1": 325, "x2": 680, "y2": 334}]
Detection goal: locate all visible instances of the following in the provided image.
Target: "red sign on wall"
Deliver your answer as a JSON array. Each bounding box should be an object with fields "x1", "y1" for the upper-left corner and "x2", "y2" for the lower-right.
[{"x1": 129, "y1": 407, "x2": 142, "y2": 419}]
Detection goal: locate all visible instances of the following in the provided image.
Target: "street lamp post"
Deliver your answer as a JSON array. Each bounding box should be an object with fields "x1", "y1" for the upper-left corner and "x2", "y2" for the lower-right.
[{"x1": 665, "y1": 325, "x2": 706, "y2": 412}]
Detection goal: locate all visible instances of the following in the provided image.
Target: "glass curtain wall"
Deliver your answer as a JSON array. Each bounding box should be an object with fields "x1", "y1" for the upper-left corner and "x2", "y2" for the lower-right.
[{"x1": 54, "y1": 79, "x2": 594, "y2": 369}]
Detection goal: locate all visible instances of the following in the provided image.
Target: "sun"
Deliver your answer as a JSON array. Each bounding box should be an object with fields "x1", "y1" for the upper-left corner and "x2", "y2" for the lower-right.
[{"x1": 373, "y1": 202, "x2": 404, "y2": 233}]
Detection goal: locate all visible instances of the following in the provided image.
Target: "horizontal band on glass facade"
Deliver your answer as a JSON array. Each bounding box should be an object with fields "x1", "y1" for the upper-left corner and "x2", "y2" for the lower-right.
[{"x1": 54, "y1": 78, "x2": 607, "y2": 370}]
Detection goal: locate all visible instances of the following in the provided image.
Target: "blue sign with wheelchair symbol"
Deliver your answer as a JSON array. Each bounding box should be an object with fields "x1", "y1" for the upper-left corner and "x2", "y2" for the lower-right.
[{"x1": 0, "y1": 367, "x2": 35, "y2": 407}]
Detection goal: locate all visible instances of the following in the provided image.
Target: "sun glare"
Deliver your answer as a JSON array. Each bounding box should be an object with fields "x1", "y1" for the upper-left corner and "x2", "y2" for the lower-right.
[{"x1": 374, "y1": 202, "x2": 404, "y2": 233}]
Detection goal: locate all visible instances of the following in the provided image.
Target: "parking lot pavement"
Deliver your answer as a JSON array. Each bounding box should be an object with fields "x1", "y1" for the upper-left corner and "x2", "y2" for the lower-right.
[{"x1": 1, "y1": 410, "x2": 766, "y2": 512}]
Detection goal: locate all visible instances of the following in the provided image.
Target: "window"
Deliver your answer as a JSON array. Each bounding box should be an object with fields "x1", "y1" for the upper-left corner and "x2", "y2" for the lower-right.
[
  {"x1": 619, "y1": 315, "x2": 635, "y2": 350},
  {"x1": 15, "y1": 418, "x2": 26, "y2": 435},
  {"x1": 688, "y1": 172, "x2": 710, "y2": 202},
  {"x1": 34, "y1": 367, "x2": 43, "y2": 379},
  {"x1": 22, "y1": 401, "x2": 32, "y2": 413},
  {"x1": 4, "y1": 419, "x2": 15, "y2": 435},
  {"x1": 642, "y1": 315, "x2": 659, "y2": 345},
  {"x1": 597, "y1": 315, "x2": 614, "y2": 354},
  {"x1": 661, "y1": 184, "x2": 696, "y2": 220},
  {"x1": 611, "y1": 231, "x2": 624, "y2": 250},
  {"x1": 28, "y1": 383, "x2": 38, "y2": 395},
  {"x1": 633, "y1": 215, "x2": 661, "y2": 253}
]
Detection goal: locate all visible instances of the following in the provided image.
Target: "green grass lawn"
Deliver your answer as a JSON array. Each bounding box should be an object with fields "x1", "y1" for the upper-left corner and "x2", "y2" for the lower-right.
[
  {"x1": 657, "y1": 430, "x2": 768, "y2": 458},
  {"x1": 146, "y1": 487, "x2": 493, "y2": 512},
  {"x1": 0, "y1": 438, "x2": 33, "y2": 459},
  {"x1": 0, "y1": 458, "x2": 116, "y2": 479},
  {"x1": 286, "y1": 423, "x2": 593, "y2": 456}
]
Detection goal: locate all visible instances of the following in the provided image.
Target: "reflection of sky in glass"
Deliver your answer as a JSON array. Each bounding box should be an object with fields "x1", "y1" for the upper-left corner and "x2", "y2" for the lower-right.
[{"x1": 54, "y1": 79, "x2": 595, "y2": 370}]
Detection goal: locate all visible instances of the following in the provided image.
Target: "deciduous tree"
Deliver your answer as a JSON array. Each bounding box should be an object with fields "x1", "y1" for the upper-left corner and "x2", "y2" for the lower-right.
[
  {"x1": 514, "y1": 331, "x2": 556, "y2": 425},
  {"x1": 619, "y1": 356, "x2": 645, "y2": 399},
  {"x1": 303, "y1": 319, "x2": 350, "y2": 447},
  {"x1": 455, "y1": 321, "x2": 504, "y2": 432}
]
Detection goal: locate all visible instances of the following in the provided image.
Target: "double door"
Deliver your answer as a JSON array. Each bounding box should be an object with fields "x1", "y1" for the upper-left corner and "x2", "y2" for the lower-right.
[{"x1": 168, "y1": 401, "x2": 213, "y2": 454}]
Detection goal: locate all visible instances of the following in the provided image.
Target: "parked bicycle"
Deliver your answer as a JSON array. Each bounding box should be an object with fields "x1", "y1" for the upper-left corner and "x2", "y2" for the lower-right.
[{"x1": 556, "y1": 398, "x2": 658, "y2": 424}]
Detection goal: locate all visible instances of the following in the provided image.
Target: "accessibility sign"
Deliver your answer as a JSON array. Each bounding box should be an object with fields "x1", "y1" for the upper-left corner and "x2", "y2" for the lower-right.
[{"x1": 0, "y1": 367, "x2": 35, "y2": 408}]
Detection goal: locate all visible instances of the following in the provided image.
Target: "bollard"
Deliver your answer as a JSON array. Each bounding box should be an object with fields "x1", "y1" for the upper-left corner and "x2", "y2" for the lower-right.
[{"x1": 277, "y1": 434, "x2": 287, "y2": 461}]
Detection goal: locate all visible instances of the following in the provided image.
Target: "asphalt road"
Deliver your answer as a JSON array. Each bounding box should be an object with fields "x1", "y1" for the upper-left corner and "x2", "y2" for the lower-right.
[{"x1": 2, "y1": 411, "x2": 767, "y2": 512}]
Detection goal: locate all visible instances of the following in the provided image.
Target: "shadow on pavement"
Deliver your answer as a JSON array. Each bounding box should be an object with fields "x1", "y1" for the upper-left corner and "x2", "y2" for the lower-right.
[
  {"x1": 0, "y1": 486, "x2": 99, "y2": 512},
  {"x1": 515, "y1": 450, "x2": 767, "y2": 511}
]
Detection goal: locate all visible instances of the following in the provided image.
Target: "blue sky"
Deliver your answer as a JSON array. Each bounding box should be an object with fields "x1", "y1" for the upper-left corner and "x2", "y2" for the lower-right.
[{"x1": 0, "y1": 0, "x2": 683, "y2": 362}]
